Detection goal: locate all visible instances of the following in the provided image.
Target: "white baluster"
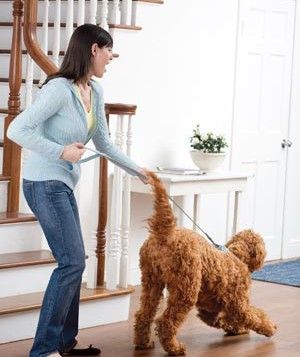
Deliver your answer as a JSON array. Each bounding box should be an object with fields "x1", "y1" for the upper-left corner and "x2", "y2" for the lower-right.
[
  {"x1": 39, "y1": 0, "x2": 49, "y2": 85},
  {"x1": 119, "y1": 115, "x2": 133, "y2": 288},
  {"x1": 89, "y1": 0, "x2": 97, "y2": 24},
  {"x1": 86, "y1": 159, "x2": 100, "y2": 288},
  {"x1": 120, "y1": 0, "x2": 132, "y2": 25},
  {"x1": 65, "y1": 0, "x2": 74, "y2": 49},
  {"x1": 25, "y1": 55, "x2": 34, "y2": 108},
  {"x1": 106, "y1": 117, "x2": 124, "y2": 290},
  {"x1": 110, "y1": 0, "x2": 120, "y2": 25},
  {"x1": 99, "y1": 0, "x2": 109, "y2": 30},
  {"x1": 131, "y1": 0, "x2": 137, "y2": 26},
  {"x1": 77, "y1": 0, "x2": 85, "y2": 26},
  {"x1": 53, "y1": 0, "x2": 61, "y2": 66}
]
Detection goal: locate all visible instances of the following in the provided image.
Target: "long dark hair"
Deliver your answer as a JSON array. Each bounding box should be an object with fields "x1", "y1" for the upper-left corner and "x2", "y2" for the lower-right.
[{"x1": 44, "y1": 24, "x2": 113, "y2": 85}]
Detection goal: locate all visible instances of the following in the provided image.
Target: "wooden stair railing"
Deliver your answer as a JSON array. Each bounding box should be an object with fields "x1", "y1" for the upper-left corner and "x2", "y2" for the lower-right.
[
  {"x1": 23, "y1": 0, "x2": 57, "y2": 74},
  {"x1": 5, "y1": 0, "x2": 138, "y2": 287},
  {"x1": 100, "y1": 103, "x2": 136, "y2": 287},
  {"x1": 3, "y1": 0, "x2": 23, "y2": 213}
]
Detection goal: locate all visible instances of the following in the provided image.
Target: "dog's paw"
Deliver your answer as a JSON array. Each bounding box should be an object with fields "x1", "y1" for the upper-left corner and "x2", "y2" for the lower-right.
[
  {"x1": 167, "y1": 342, "x2": 186, "y2": 356},
  {"x1": 225, "y1": 328, "x2": 249, "y2": 336},
  {"x1": 263, "y1": 322, "x2": 277, "y2": 337},
  {"x1": 135, "y1": 341, "x2": 155, "y2": 350}
]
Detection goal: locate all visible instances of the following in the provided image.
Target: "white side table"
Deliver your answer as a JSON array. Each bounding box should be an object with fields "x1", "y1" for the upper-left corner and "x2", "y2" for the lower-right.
[{"x1": 130, "y1": 171, "x2": 252, "y2": 235}]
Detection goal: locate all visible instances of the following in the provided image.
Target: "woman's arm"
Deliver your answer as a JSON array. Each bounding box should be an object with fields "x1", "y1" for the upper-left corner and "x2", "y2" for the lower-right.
[
  {"x1": 92, "y1": 105, "x2": 144, "y2": 178},
  {"x1": 7, "y1": 81, "x2": 66, "y2": 160}
]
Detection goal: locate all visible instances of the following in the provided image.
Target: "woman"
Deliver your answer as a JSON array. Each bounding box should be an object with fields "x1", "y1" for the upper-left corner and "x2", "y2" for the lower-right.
[{"x1": 7, "y1": 24, "x2": 149, "y2": 357}]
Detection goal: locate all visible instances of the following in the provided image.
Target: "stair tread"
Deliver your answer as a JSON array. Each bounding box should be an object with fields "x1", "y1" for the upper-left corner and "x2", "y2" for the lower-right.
[
  {"x1": 1, "y1": 103, "x2": 137, "y2": 116},
  {"x1": 0, "y1": 0, "x2": 162, "y2": 2},
  {"x1": 0, "y1": 77, "x2": 40, "y2": 85},
  {"x1": 0, "y1": 21, "x2": 142, "y2": 31},
  {"x1": 0, "y1": 283, "x2": 135, "y2": 315},
  {"x1": 0, "y1": 212, "x2": 37, "y2": 224},
  {"x1": 109, "y1": 24, "x2": 142, "y2": 30},
  {"x1": 0, "y1": 250, "x2": 55, "y2": 269},
  {"x1": 136, "y1": 0, "x2": 164, "y2": 3},
  {"x1": 0, "y1": 78, "x2": 40, "y2": 85},
  {"x1": 0, "y1": 49, "x2": 119, "y2": 58},
  {"x1": 0, "y1": 174, "x2": 11, "y2": 182}
]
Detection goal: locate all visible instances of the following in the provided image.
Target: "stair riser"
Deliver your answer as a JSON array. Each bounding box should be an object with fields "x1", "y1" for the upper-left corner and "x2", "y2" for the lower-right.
[
  {"x1": 0, "y1": 1, "x2": 105, "y2": 24},
  {"x1": 0, "y1": 264, "x2": 56, "y2": 298},
  {"x1": 0, "y1": 114, "x2": 4, "y2": 137},
  {"x1": 0, "y1": 113, "x2": 3, "y2": 176},
  {"x1": 0, "y1": 182, "x2": 7, "y2": 211},
  {"x1": 0, "y1": 150, "x2": 3, "y2": 175},
  {"x1": 0, "y1": 222, "x2": 42, "y2": 253},
  {"x1": 1, "y1": 25, "x2": 77, "y2": 50},
  {"x1": 0, "y1": 82, "x2": 39, "y2": 109},
  {"x1": 0, "y1": 53, "x2": 63, "y2": 79},
  {"x1": 0, "y1": 294, "x2": 130, "y2": 343}
]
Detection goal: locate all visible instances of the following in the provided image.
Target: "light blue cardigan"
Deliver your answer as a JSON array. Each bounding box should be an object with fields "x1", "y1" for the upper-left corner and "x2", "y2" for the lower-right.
[{"x1": 7, "y1": 77, "x2": 142, "y2": 190}]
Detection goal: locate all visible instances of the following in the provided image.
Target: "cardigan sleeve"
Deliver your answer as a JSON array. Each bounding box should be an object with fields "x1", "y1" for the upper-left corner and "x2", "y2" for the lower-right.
[
  {"x1": 6, "y1": 81, "x2": 66, "y2": 160},
  {"x1": 92, "y1": 104, "x2": 143, "y2": 178}
]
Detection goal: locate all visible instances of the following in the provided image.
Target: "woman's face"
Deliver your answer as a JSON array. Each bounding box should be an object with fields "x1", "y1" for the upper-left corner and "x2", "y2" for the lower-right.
[{"x1": 90, "y1": 44, "x2": 113, "y2": 78}]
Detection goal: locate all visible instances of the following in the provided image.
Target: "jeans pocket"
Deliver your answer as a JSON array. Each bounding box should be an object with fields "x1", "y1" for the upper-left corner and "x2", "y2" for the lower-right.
[
  {"x1": 23, "y1": 179, "x2": 37, "y2": 212},
  {"x1": 45, "y1": 180, "x2": 73, "y2": 196}
]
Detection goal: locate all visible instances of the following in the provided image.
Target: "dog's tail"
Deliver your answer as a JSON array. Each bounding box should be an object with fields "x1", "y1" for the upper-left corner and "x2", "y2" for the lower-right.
[{"x1": 146, "y1": 171, "x2": 177, "y2": 242}]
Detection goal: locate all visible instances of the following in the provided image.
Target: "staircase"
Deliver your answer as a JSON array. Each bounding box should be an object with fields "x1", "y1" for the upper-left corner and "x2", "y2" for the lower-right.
[{"x1": 0, "y1": 0, "x2": 163, "y2": 344}]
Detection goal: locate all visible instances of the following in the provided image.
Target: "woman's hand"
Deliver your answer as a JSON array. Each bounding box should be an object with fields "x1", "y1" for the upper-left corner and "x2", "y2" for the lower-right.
[
  {"x1": 139, "y1": 168, "x2": 151, "y2": 185},
  {"x1": 60, "y1": 142, "x2": 86, "y2": 163}
]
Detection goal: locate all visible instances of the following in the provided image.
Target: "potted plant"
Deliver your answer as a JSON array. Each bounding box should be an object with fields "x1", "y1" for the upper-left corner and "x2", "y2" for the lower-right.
[{"x1": 189, "y1": 125, "x2": 228, "y2": 172}]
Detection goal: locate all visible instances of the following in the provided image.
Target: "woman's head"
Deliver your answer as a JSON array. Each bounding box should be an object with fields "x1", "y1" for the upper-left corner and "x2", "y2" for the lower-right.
[{"x1": 44, "y1": 24, "x2": 113, "y2": 84}]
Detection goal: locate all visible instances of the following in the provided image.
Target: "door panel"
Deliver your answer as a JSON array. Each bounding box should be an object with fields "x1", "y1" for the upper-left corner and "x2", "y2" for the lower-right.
[{"x1": 231, "y1": 0, "x2": 295, "y2": 259}]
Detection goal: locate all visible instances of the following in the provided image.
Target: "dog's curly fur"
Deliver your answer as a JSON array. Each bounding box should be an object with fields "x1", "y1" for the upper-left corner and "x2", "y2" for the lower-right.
[{"x1": 134, "y1": 171, "x2": 277, "y2": 356}]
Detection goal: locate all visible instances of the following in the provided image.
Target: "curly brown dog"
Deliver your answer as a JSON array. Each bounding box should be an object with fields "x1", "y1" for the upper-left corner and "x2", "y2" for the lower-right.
[{"x1": 134, "y1": 171, "x2": 277, "y2": 356}]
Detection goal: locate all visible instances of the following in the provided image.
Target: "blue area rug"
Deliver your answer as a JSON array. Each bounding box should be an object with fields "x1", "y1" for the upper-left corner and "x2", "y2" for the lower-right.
[{"x1": 252, "y1": 259, "x2": 300, "y2": 287}]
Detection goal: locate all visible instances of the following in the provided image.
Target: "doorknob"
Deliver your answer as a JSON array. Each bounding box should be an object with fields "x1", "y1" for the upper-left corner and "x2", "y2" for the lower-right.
[{"x1": 281, "y1": 139, "x2": 293, "y2": 148}]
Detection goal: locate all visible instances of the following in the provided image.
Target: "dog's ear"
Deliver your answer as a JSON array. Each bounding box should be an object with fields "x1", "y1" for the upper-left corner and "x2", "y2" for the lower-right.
[
  {"x1": 248, "y1": 242, "x2": 266, "y2": 272},
  {"x1": 226, "y1": 239, "x2": 251, "y2": 267},
  {"x1": 226, "y1": 230, "x2": 266, "y2": 272}
]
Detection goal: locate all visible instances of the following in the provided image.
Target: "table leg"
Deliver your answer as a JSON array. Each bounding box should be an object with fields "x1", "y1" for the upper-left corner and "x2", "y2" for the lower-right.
[
  {"x1": 232, "y1": 190, "x2": 242, "y2": 235},
  {"x1": 193, "y1": 194, "x2": 201, "y2": 231},
  {"x1": 170, "y1": 195, "x2": 186, "y2": 227}
]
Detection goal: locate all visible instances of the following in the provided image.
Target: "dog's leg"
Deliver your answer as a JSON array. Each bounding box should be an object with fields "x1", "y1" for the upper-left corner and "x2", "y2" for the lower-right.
[
  {"x1": 246, "y1": 305, "x2": 277, "y2": 337},
  {"x1": 134, "y1": 269, "x2": 165, "y2": 350},
  {"x1": 213, "y1": 313, "x2": 250, "y2": 336},
  {"x1": 155, "y1": 281, "x2": 200, "y2": 356},
  {"x1": 197, "y1": 306, "x2": 249, "y2": 335},
  {"x1": 223, "y1": 304, "x2": 277, "y2": 337},
  {"x1": 197, "y1": 309, "x2": 221, "y2": 328}
]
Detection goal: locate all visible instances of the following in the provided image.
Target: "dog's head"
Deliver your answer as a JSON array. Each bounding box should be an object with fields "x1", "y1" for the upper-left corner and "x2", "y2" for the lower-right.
[{"x1": 225, "y1": 229, "x2": 266, "y2": 272}]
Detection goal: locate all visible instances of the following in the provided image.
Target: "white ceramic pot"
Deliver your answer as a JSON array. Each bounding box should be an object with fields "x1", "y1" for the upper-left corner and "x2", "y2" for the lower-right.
[{"x1": 190, "y1": 150, "x2": 226, "y2": 172}]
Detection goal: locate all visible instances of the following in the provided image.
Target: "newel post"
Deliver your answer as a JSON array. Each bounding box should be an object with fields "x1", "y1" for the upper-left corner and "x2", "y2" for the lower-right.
[{"x1": 3, "y1": 0, "x2": 24, "y2": 212}]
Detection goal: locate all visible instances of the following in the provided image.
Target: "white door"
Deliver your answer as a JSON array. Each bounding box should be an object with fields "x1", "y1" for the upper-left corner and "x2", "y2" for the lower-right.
[
  {"x1": 282, "y1": 2, "x2": 300, "y2": 259},
  {"x1": 231, "y1": 0, "x2": 296, "y2": 260}
]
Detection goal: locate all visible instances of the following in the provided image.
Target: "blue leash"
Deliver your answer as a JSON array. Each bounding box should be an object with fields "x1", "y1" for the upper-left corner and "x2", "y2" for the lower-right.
[
  {"x1": 69, "y1": 147, "x2": 228, "y2": 253},
  {"x1": 167, "y1": 195, "x2": 228, "y2": 253},
  {"x1": 67, "y1": 146, "x2": 110, "y2": 170}
]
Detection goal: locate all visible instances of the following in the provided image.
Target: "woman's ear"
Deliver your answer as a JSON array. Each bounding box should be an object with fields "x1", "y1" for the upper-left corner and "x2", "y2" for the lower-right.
[{"x1": 91, "y1": 43, "x2": 98, "y2": 57}]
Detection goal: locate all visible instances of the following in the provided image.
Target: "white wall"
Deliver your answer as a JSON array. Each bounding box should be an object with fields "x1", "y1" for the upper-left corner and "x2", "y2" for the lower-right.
[{"x1": 78, "y1": 0, "x2": 240, "y2": 285}]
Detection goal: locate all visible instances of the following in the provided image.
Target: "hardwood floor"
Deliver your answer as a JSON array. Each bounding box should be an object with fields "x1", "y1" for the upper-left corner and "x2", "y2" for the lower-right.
[{"x1": 0, "y1": 281, "x2": 299, "y2": 356}]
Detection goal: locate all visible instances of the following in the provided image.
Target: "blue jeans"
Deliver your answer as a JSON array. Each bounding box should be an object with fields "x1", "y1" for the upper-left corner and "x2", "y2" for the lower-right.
[{"x1": 23, "y1": 179, "x2": 86, "y2": 357}]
